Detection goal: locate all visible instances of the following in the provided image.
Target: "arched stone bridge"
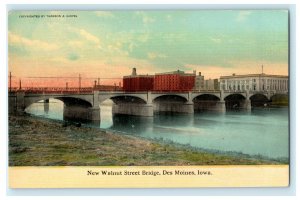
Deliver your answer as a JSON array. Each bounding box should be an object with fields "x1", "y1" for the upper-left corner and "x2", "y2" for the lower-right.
[{"x1": 9, "y1": 90, "x2": 288, "y2": 122}]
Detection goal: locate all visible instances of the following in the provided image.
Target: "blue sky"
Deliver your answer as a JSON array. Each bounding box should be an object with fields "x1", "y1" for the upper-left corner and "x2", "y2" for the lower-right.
[{"x1": 8, "y1": 10, "x2": 288, "y2": 83}]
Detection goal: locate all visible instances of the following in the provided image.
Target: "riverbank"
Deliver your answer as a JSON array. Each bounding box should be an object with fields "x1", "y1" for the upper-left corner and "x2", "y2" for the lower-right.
[{"x1": 9, "y1": 115, "x2": 284, "y2": 166}]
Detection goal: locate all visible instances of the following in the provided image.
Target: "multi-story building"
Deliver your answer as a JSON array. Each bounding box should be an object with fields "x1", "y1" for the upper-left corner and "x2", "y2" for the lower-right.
[
  {"x1": 123, "y1": 68, "x2": 154, "y2": 92},
  {"x1": 220, "y1": 73, "x2": 288, "y2": 92},
  {"x1": 153, "y1": 70, "x2": 195, "y2": 92},
  {"x1": 194, "y1": 72, "x2": 205, "y2": 91},
  {"x1": 204, "y1": 79, "x2": 219, "y2": 90}
]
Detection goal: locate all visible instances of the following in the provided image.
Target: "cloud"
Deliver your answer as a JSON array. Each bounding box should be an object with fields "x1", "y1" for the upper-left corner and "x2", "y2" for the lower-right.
[
  {"x1": 8, "y1": 31, "x2": 59, "y2": 51},
  {"x1": 147, "y1": 52, "x2": 167, "y2": 60},
  {"x1": 236, "y1": 11, "x2": 252, "y2": 22},
  {"x1": 79, "y1": 29, "x2": 100, "y2": 45}
]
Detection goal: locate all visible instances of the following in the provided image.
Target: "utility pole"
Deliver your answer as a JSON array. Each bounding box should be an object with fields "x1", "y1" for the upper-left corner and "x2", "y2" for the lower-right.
[
  {"x1": 98, "y1": 77, "x2": 100, "y2": 86},
  {"x1": 9, "y1": 72, "x2": 12, "y2": 92},
  {"x1": 262, "y1": 64, "x2": 264, "y2": 74},
  {"x1": 79, "y1": 74, "x2": 81, "y2": 92}
]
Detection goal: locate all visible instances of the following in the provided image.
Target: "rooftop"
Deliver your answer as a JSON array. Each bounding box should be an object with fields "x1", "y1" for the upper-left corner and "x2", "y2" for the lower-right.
[
  {"x1": 220, "y1": 73, "x2": 288, "y2": 79},
  {"x1": 155, "y1": 70, "x2": 195, "y2": 76},
  {"x1": 123, "y1": 74, "x2": 154, "y2": 78}
]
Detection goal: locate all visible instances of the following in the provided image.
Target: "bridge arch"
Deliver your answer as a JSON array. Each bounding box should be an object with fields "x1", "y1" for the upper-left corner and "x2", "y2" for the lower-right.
[
  {"x1": 24, "y1": 98, "x2": 64, "y2": 115},
  {"x1": 152, "y1": 94, "x2": 191, "y2": 114},
  {"x1": 110, "y1": 95, "x2": 147, "y2": 104},
  {"x1": 249, "y1": 93, "x2": 270, "y2": 107},
  {"x1": 224, "y1": 94, "x2": 246, "y2": 110},
  {"x1": 23, "y1": 96, "x2": 98, "y2": 122},
  {"x1": 270, "y1": 94, "x2": 289, "y2": 106},
  {"x1": 98, "y1": 93, "x2": 148, "y2": 104},
  {"x1": 193, "y1": 94, "x2": 221, "y2": 112},
  {"x1": 193, "y1": 94, "x2": 220, "y2": 101},
  {"x1": 97, "y1": 93, "x2": 152, "y2": 117},
  {"x1": 24, "y1": 96, "x2": 93, "y2": 110},
  {"x1": 223, "y1": 93, "x2": 246, "y2": 100},
  {"x1": 152, "y1": 94, "x2": 188, "y2": 103}
]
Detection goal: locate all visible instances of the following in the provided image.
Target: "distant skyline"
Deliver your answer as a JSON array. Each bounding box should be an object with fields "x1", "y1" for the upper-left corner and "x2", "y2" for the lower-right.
[{"x1": 8, "y1": 10, "x2": 288, "y2": 87}]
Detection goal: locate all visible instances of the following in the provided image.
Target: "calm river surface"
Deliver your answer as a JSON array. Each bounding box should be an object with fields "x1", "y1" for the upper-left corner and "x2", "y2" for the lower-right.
[{"x1": 25, "y1": 99, "x2": 289, "y2": 160}]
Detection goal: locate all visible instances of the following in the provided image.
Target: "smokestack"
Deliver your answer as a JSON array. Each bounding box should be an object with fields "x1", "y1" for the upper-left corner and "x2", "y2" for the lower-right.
[
  {"x1": 199, "y1": 72, "x2": 201, "y2": 76},
  {"x1": 132, "y1": 68, "x2": 137, "y2": 76}
]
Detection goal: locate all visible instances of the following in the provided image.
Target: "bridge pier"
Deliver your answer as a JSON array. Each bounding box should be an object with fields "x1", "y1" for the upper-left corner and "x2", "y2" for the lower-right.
[
  {"x1": 63, "y1": 105, "x2": 100, "y2": 123},
  {"x1": 215, "y1": 101, "x2": 226, "y2": 112},
  {"x1": 241, "y1": 99, "x2": 251, "y2": 111},
  {"x1": 112, "y1": 103, "x2": 153, "y2": 117},
  {"x1": 44, "y1": 99, "x2": 49, "y2": 113},
  {"x1": 153, "y1": 102, "x2": 194, "y2": 114},
  {"x1": 9, "y1": 94, "x2": 17, "y2": 114},
  {"x1": 182, "y1": 102, "x2": 194, "y2": 114},
  {"x1": 16, "y1": 91, "x2": 25, "y2": 115},
  {"x1": 63, "y1": 90, "x2": 101, "y2": 123},
  {"x1": 194, "y1": 100, "x2": 226, "y2": 113}
]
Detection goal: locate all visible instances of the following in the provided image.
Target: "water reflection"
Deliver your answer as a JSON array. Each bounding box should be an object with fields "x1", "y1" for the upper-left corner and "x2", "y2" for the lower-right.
[
  {"x1": 25, "y1": 99, "x2": 289, "y2": 160},
  {"x1": 110, "y1": 114, "x2": 154, "y2": 135}
]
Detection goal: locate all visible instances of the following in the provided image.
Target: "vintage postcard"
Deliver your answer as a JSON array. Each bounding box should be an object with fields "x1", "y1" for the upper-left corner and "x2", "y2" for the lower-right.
[{"x1": 8, "y1": 10, "x2": 289, "y2": 188}]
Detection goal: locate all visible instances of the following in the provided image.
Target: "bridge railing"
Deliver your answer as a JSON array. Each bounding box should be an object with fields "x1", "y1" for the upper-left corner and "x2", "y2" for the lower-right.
[
  {"x1": 192, "y1": 89, "x2": 221, "y2": 93},
  {"x1": 223, "y1": 90, "x2": 246, "y2": 93},
  {"x1": 8, "y1": 87, "x2": 124, "y2": 94},
  {"x1": 9, "y1": 87, "x2": 94, "y2": 94},
  {"x1": 8, "y1": 87, "x2": 288, "y2": 94},
  {"x1": 223, "y1": 89, "x2": 288, "y2": 94}
]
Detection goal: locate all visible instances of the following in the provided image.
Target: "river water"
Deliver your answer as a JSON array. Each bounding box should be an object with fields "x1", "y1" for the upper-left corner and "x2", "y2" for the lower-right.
[{"x1": 25, "y1": 99, "x2": 289, "y2": 160}]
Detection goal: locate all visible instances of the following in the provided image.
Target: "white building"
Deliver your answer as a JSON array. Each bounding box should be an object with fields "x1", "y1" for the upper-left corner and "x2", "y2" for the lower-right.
[
  {"x1": 204, "y1": 79, "x2": 219, "y2": 90},
  {"x1": 194, "y1": 72, "x2": 205, "y2": 91},
  {"x1": 220, "y1": 73, "x2": 288, "y2": 92}
]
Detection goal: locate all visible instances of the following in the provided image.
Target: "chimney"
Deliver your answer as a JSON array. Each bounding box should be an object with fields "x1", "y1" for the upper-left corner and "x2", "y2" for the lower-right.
[
  {"x1": 199, "y1": 72, "x2": 201, "y2": 76},
  {"x1": 132, "y1": 68, "x2": 137, "y2": 76},
  {"x1": 232, "y1": 73, "x2": 236, "y2": 76}
]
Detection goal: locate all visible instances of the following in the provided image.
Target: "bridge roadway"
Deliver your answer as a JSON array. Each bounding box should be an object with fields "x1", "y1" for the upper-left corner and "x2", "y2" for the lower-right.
[{"x1": 9, "y1": 89, "x2": 288, "y2": 122}]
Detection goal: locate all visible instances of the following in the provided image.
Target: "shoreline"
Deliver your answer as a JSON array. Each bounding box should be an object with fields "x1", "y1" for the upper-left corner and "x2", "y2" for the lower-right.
[{"x1": 9, "y1": 115, "x2": 287, "y2": 166}]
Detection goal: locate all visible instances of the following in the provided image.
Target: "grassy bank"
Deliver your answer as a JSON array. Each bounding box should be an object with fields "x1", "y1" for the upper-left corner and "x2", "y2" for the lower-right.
[{"x1": 9, "y1": 115, "x2": 283, "y2": 166}]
